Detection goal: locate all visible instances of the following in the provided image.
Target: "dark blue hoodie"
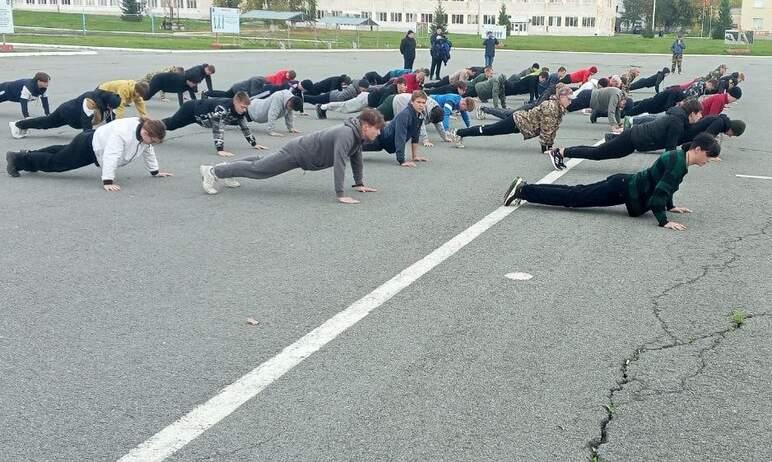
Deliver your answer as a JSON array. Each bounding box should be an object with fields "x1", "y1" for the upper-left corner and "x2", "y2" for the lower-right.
[
  {"x1": 370, "y1": 105, "x2": 424, "y2": 164},
  {"x1": 0, "y1": 77, "x2": 50, "y2": 117}
]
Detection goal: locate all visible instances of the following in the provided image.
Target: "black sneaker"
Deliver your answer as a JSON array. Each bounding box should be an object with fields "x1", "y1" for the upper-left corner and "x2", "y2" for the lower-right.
[
  {"x1": 6, "y1": 151, "x2": 21, "y2": 177},
  {"x1": 504, "y1": 176, "x2": 526, "y2": 206},
  {"x1": 315, "y1": 104, "x2": 327, "y2": 119},
  {"x1": 547, "y1": 148, "x2": 565, "y2": 171},
  {"x1": 589, "y1": 111, "x2": 598, "y2": 124}
]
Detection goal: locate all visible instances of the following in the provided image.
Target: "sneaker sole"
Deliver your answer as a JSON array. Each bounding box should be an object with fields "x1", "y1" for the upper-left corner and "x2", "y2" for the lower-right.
[
  {"x1": 199, "y1": 166, "x2": 219, "y2": 195},
  {"x1": 503, "y1": 178, "x2": 523, "y2": 206}
]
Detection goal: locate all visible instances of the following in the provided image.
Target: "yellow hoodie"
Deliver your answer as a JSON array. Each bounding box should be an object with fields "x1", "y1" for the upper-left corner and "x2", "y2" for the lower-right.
[{"x1": 98, "y1": 80, "x2": 148, "y2": 119}]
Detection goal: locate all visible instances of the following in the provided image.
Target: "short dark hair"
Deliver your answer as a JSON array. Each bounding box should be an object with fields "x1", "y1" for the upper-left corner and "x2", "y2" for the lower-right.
[
  {"x1": 728, "y1": 119, "x2": 746, "y2": 136},
  {"x1": 532, "y1": 63, "x2": 540, "y2": 69},
  {"x1": 728, "y1": 86, "x2": 742, "y2": 99},
  {"x1": 691, "y1": 132, "x2": 721, "y2": 157},
  {"x1": 288, "y1": 96, "x2": 303, "y2": 111},
  {"x1": 597, "y1": 77, "x2": 609, "y2": 87},
  {"x1": 681, "y1": 98, "x2": 702, "y2": 115},
  {"x1": 287, "y1": 70, "x2": 297, "y2": 80},
  {"x1": 538, "y1": 71, "x2": 549, "y2": 79},
  {"x1": 455, "y1": 81, "x2": 468, "y2": 90},
  {"x1": 33, "y1": 72, "x2": 51, "y2": 82},
  {"x1": 233, "y1": 91, "x2": 251, "y2": 104},
  {"x1": 395, "y1": 77, "x2": 406, "y2": 85},
  {"x1": 206, "y1": 64, "x2": 216, "y2": 73},
  {"x1": 359, "y1": 108, "x2": 385, "y2": 128},
  {"x1": 429, "y1": 106, "x2": 444, "y2": 124},
  {"x1": 557, "y1": 66, "x2": 567, "y2": 73}
]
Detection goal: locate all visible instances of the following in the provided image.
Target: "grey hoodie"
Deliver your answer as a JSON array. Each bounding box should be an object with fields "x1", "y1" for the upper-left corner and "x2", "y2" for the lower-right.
[
  {"x1": 281, "y1": 117, "x2": 365, "y2": 197},
  {"x1": 247, "y1": 89, "x2": 295, "y2": 132},
  {"x1": 590, "y1": 87, "x2": 624, "y2": 128},
  {"x1": 329, "y1": 84, "x2": 360, "y2": 102}
]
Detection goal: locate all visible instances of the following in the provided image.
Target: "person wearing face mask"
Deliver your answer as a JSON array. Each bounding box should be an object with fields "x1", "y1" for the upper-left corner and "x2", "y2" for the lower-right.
[
  {"x1": 0, "y1": 72, "x2": 51, "y2": 118},
  {"x1": 5, "y1": 117, "x2": 172, "y2": 192},
  {"x1": 200, "y1": 109, "x2": 384, "y2": 204},
  {"x1": 449, "y1": 84, "x2": 574, "y2": 151},
  {"x1": 161, "y1": 92, "x2": 264, "y2": 157},
  {"x1": 546, "y1": 99, "x2": 703, "y2": 170},
  {"x1": 504, "y1": 133, "x2": 721, "y2": 232}
]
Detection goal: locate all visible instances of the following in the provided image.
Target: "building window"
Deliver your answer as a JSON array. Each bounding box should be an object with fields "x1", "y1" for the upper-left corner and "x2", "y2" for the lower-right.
[
  {"x1": 38, "y1": 0, "x2": 47, "y2": 4},
  {"x1": 26, "y1": 0, "x2": 34, "y2": 4},
  {"x1": 186, "y1": 0, "x2": 196, "y2": 8},
  {"x1": 565, "y1": 16, "x2": 578, "y2": 27},
  {"x1": 330, "y1": 10, "x2": 342, "y2": 16},
  {"x1": 360, "y1": 11, "x2": 370, "y2": 18},
  {"x1": 548, "y1": 16, "x2": 561, "y2": 27},
  {"x1": 421, "y1": 13, "x2": 433, "y2": 23},
  {"x1": 316, "y1": 10, "x2": 325, "y2": 18},
  {"x1": 582, "y1": 17, "x2": 595, "y2": 27},
  {"x1": 467, "y1": 14, "x2": 479, "y2": 24},
  {"x1": 753, "y1": 17, "x2": 763, "y2": 29},
  {"x1": 531, "y1": 15, "x2": 545, "y2": 26},
  {"x1": 483, "y1": 14, "x2": 496, "y2": 24},
  {"x1": 147, "y1": 0, "x2": 157, "y2": 7},
  {"x1": 390, "y1": 12, "x2": 402, "y2": 21},
  {"x1": 406, "y1": 13, "x2": 415, "y2": 22},
  {"x1": 754, "y1": 0, "x2": 764, "y2": 7},
  {"x1": 61, "y1": 0, "x2": 71, "y2": 4},
  {"x1": 378, "y1": 12, "x2": 387, "y2": 22},
  {"x1": 174, "y1": 0, "x2": 182, "y2": 8},
  {"x1": 451, "y1": 14, "x2": 464, "y2": 24}
]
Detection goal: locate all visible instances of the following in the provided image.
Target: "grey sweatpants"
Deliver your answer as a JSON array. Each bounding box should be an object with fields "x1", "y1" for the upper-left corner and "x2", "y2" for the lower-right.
[{"x1": 214, "y1": 151, "x2": 299, "y2": 179}]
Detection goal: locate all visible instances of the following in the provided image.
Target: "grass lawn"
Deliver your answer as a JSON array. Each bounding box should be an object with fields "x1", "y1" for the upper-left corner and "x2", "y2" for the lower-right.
[{"x1": 7, "y1": 11, "x2": 771, "y2": 55}]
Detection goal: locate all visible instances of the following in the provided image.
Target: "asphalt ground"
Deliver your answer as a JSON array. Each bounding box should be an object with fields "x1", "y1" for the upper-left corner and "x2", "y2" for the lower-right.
[{"x1": 0, "y1": 48, "x2": 770, "y2": 461}]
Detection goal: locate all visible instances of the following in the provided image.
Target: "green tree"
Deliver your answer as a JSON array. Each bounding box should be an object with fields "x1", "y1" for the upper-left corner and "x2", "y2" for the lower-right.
[
  {"x1": 120, "y1": 0, "x2": 143, "y2": 21},
  {"x1": 621, "y1": 0, "x2": 651, "y2": 27},
  {"x1": 431, "y1": 0, "x2": 448, "y2": 34},
  {"x1": 303, "y1": 0, "x2": 317, "y2": 21},
  {"x1": 712, "y1": 0, "x2": 732, "y2": 38},
  {"x1": 497, "y1": 4, "x2": 511, "y2": 33},
  {"x1": 214, "y1": 0, "x2": 241, "y2": 8}
]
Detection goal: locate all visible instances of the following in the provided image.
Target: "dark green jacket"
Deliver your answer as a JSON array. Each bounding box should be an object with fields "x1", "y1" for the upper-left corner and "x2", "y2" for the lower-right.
[{"x1": 626, "y1": 149, "x2": 688, "y2": 226}]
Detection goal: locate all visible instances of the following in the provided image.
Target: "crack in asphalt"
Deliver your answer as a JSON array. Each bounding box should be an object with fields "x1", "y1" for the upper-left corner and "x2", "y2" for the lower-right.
[{"x1": 587, "y1": 218, "x2": 772, "y2": 460}]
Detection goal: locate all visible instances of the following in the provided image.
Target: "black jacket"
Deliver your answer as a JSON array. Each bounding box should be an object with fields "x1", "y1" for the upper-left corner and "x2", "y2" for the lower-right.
[
  {"x1": 681, "y1": 114, "x2": 730, "y2": 142},
  {"x1": 630, "y1": 105, "x2": 690, "y2": 151},
  {"x1": 184, "y1": 63, "x2": 213, "y2": 90},
  {"x1": 400, "y1": 36, "x2": 416, "y2": 60},
  {"x1": 59, "y1": 89, "x2": 121, "y2": 130}
]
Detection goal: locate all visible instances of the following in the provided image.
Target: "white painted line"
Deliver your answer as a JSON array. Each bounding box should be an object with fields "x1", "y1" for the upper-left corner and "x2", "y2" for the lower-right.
[
  {"x1": 736, "y1": 174, "x2": 772, "y2": 180},
  {"x1": 505, "y1": 272, "x2": 534, "y2": 281},
  {"x1": 117, "y1": 143, "x2": 598, "y2": 462}
]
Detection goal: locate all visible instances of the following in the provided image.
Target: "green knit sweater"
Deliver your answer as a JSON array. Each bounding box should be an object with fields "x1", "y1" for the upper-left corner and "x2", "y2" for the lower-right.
[{"x1": 626, "y1": 149, "x2": 689, "y2": 226}]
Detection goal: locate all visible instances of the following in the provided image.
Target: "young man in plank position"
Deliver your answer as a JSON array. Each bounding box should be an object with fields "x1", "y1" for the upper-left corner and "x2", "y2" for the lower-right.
[
  {"x1": 98, "y1": 80, "x2": 149, "y2": 118},
  {"x1": 450, "y1": 85, "x2": 573, "y2": 151},
  {"x1": 184, "y1": 63, "x2": 216, "y2": 94},
  {"x1": 546, "y1": 99, "x2": 703, "y2": 170},
  {"x1": 9, "y1": 89, "x2": 121, "y2": 138},
  {"x1": 503, "y1": 133, "x2": 721, "y2": 231},
  {"x1": 363, "y1": 90, "x2": 427, "y2": 167},
  {"x1": 245, "y1": 89, "x2": 303, "y2": 137},
  {"x1": 162, "y1": 92, "x2": 265, "y2": 157},
  {"x1": 6, "y1": 117, "x2": 172, "y2": 191},
  {"x1": 629, "y1": 67, "x2": 670, "y2": 93},
  {"x1": 200, "y1": 109, "x2": 385, "y2": 203},
  {"x1": 0, "y1": 72, "x2": 51, "y2": 118},
  {"x1": 376, "y1": 93, "x2": 448, "y2": 146},
  {"x1": 144, "y1": 69, "x2": 198, "y2": 107}
]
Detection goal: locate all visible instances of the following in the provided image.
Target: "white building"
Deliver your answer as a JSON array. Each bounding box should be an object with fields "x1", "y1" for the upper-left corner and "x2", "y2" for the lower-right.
[
  {"x1": 315, "y1": 0, "x2": 618, "y2": 36},
  {"x1": 12, "y1": 0, "x2": 213, "y2": 20}
]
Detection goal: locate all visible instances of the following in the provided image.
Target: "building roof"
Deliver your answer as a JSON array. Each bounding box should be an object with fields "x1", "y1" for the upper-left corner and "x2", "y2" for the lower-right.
[
  {"x1": 240, "y1": 10, "x2": 309, "y2": 21},
  {"x1": 317, "y1": 16, "x2": 379, "y2": 26}
]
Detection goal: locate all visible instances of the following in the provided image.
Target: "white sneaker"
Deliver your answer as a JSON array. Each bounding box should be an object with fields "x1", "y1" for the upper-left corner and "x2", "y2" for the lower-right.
[
  {"x1": 200, "y1": 165, "x2": 219, "y2": 194},
  {"x1": 9, "y1": 121, "x2": 23, "y2": 139},
  {"x1": 475, "y1": 107, "x2": 486, "y2": 120},
  {"x1": 223, "y1": 177, "x2": 240, "y2": 188}
]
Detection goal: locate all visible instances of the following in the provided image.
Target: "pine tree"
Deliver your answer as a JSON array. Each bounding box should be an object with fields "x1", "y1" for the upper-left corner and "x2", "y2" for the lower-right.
[
  {"x1": 497, "y1": 4, "x2": 511, "y2": 33},
  {"x1": 120, "y1": 0, "x2": 143, "y2": 21},
  {"x1": 712, "y1": 0, "x2": 733, "y2": 39},
  {"x1": 431, "y1": 0, "x2": 448, "y2": 34},
  {"x1": 303, "y1": 0, "x2": 317, "y2": 22}
]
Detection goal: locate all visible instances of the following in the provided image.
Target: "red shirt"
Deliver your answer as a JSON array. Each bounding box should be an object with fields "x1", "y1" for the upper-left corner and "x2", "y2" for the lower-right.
[
  {"x1": 266, "y1": 69, "x2": 290, "y2": 86},
  {"x1": 570, "y1": 68, "x2": 592, "y2": 84},
  {"x1": 701, "y1": 92, "x2": 728, "y2": 116},
  {"x1": 403, "y1": 73, "x2": 421, "y2": 92},
  {"x1": 679, "y1": 78, "x2": 698, "y2": 91}
]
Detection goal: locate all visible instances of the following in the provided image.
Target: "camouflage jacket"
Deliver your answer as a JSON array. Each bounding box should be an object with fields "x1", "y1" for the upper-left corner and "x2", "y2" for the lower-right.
[
  {"x1": 621, "y1": 70, "x2": 638, "y2": 93},
  {"x1": 513, "y1": 98, "x2": 566, "y2": 147},
  {"x1": 704, "y1": 66, "x2": 724, "y2": 81}
]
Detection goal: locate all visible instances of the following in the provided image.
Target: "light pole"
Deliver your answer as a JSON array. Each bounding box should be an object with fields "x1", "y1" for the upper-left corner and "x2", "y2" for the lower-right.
[{"x1": 651, "y1": 0, "x2": 656, "y2": 33}]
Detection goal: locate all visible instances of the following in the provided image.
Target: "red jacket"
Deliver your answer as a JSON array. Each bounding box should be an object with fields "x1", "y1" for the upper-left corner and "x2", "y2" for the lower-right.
[
  {"x1": 570, "y1": 66, "x2": 597, "y2": 84},
  {"x1": 403, "y1": 73, "x2": 421, "y2": 92},
  {"x1": 266, "y1": 69, "x2": 291, "y2": 86},
  {"x1": 701, "y1": 92, "x2": 728, "y2": 116}
]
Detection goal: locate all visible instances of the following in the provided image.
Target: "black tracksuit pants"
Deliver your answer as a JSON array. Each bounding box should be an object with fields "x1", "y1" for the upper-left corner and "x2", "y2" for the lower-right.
[
  {"x1": 567, "y1": 89, "x2": 592, "y2": 112},
  {"x1": 628, "y1": 91, "x2": 680, "y2": 116},
  {"x1": 629, "y1": 75, "x2": 658, "y2": 92},
  {"x1": 364, "y1": 72, "x2": 389, "y2": 85},
  {"x1": 303, "y1": 93, "x2": 332, "y2": 105},
  {"x1": 145, "y1": 72, "x2": 196, "y2": 106},
  {"x1": 430, "y1": 58, "x2": 443, "y2": 80},
  {"x1": 456, "y1": 116, "x2": 519, "y2": 138},
  {"x1": 481, "y1": 107, "x2": 515, "y2": 119},
  {"x1": 520, "y1": 174, "x2": 630, "y2": 209},
  {"x1": 424, "y1": 76, "x2": 450, "y2": 88},
  {"x1": 564, "y1": 130, "x2": 637, "y2": 161},
  {"x1": 162, "y1": 102, "x2": 197, "y2": 131},
  {"x1": 14, "y1": 130, "x2": 97, "y2": 173},
  {"x1": 16, "y1": 103, "x2": 86, "y2": 131},
  {"x1": 404, "y1": 55, "x2": 415, "y2": 70},
  {"x1": 424, "y1": 84, "x2": 457, "y2": 96},
  {"x1": 204, "y1": 89, "x2": 235, "y2": 98}
]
